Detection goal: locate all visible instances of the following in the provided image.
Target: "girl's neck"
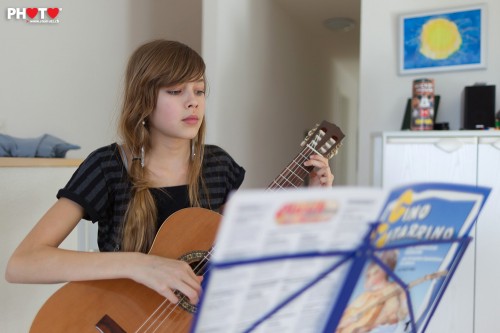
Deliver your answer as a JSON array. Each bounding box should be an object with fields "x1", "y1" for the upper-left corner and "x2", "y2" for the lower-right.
[{"x1": 145, "y1": 138, "x2": 191, "y2": 188}]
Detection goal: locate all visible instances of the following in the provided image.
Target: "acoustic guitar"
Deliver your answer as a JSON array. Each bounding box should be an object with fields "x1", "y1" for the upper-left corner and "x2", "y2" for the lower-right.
[{"x1": 30, "y1": 120, "x2": 345, "y2": 333}]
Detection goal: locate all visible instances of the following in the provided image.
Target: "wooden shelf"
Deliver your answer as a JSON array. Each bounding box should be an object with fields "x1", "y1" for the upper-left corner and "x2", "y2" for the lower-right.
[{"x1": 0, "y1": 157, "x2": 83, "y2": 167}]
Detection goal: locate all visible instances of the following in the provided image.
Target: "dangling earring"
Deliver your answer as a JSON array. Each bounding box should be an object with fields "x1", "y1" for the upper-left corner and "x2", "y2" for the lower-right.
[
  {"x1": 191, "y1": 139, "x2": 195, "y2": 161},
  {"x1": 132, "y1": 146, "x2": 145, "y2": 168},
  {"x1": 139, "y1": 120, "x2": 146, "y2": 168},
  {"x1": 140, "y1": 146, "x2": 145, "y2": 168},
  {"x1": 132, "y1": 120, "x2": 146, "y2": 168}
]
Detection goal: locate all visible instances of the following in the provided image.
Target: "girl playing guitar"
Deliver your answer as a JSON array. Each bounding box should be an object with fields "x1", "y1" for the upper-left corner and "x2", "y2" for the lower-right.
[{"x1": 5, "y1": 39, "x2": 335, "y2": 332}]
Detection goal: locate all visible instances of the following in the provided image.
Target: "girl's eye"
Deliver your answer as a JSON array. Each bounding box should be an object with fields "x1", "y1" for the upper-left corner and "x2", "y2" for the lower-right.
[
  {"x1": 195, "y1": 90, "x2": 206, "y2": 96},
  {"x1": 167, "y1": 90, "x2": 181, "y2": 95}
]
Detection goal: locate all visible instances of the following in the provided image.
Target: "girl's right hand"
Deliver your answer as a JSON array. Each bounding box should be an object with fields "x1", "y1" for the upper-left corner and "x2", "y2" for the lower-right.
[
  {"x1": 5, "y1": 198, "x2": 203, "y2": 305},
  {"x1": 131, "y1": 254, "x2": 203, "y2": 305}
]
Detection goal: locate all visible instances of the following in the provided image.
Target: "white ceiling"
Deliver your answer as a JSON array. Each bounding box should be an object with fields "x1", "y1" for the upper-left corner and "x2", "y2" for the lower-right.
[{"x1": 273, "y1": 0, "x2": 361, "y2": 56}]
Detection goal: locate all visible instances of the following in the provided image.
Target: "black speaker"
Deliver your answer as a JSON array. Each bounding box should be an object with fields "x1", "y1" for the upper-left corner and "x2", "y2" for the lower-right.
[{"x1": 463, "y1": 85, "x2": 496, "y2": 129}]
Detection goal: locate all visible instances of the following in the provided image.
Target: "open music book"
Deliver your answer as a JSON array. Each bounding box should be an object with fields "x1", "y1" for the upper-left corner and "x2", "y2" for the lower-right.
[{"x1": 190, "y1": 183, "x2": 490, "y2": 333}]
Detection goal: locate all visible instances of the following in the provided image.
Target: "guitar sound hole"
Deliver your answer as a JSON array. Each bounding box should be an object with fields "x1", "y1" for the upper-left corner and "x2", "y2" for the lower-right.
[
  {"x1": 189, "y1": 259, "x2": 208, "y2": 275},
  {"x1": 175, "y1": 250, "x2": 210, "y2": 314}
]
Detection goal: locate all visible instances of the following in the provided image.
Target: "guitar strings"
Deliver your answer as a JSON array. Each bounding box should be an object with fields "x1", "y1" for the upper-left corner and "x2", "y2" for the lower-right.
[
  {"x1": 151, "y1": 248, "x2": 215, "y2": 332},
  {"x1": 136, "y1": 144, "x2": 325, "y2": 331},
  {"x1": 134, "y1": 296, "x2": 182, "y2": 332},
  {"x1": 271, "y1": 150, "x2": 309, "y2": 189},
  {"x1": 135, "y1": 248, "x2": 215, "y2": 332},
  {"x1": 162, "y1": 249, "x2": 215, "y2": 332},
  {"x1": 268, "y1": 146, "x2": 316, "y2": 191},
  {"x1": 135, "y1": 257, "x2": 211, "y2": 332}
]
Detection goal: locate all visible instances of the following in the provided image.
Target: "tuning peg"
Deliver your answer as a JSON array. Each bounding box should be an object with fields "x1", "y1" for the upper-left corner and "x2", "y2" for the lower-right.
[{"x1": 300, "y1": 123, "x2": 319, "y2": 147}]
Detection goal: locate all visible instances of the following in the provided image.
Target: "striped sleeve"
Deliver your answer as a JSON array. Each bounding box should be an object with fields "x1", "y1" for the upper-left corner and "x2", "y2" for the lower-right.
[
  {"x1": 201, "y1": 145, "x2": 245, "y2": 209},
  {"x1": 57, "y1": 144, "x2": 126, "y2": 222}
]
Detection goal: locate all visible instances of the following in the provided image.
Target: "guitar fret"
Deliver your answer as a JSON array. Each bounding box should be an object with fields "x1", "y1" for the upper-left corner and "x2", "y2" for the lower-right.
[
  {"x1": 284, "y1": 166, "x2": 304, "y2": 184},
  {"x1": 269, "y1": 180, "x2": 284, "y2": 190},
  {"x1": 283, "y1": 166, "x2": 307, "y2": 183},
  {"x1": 291, "y1": 158, "x2": 309, "y2": 173},
  {"x1": 277, "y1": 173, "x2": 299, "y2": 188},
  {"x1": 305, "y1": 143, "x2": 322, "y2": 156},
  {"x1": 267, "y1": 148, "x2": 312, "y2": 190},
  {"x1": 298, "y1": 151, "x2": 310, "y2": 162}
]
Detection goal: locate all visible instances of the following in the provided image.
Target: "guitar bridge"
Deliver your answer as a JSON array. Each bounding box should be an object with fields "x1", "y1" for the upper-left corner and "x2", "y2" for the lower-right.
[{"x1": 96, "y1": 314, "x2": 127, "y2": 333}]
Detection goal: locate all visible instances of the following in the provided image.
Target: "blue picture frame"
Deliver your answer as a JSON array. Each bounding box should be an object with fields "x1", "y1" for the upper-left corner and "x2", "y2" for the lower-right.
[{"x1": 399, "y1": 5, "x2": 486, "y2": 75}]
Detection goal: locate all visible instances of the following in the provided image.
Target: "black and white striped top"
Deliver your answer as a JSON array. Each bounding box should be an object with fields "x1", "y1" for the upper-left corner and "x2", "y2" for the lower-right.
[{"x1": 57, "y1": 143, "x2": 245, "y2": 252}]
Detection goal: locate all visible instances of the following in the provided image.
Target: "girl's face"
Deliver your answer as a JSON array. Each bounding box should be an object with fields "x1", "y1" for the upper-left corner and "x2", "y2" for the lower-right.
[{"x1": 149, "y1": 79, "x2": 206, "y2": 142}]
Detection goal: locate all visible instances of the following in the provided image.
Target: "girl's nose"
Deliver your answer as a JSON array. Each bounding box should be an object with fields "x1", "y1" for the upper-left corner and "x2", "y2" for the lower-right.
[{"x1": 186, "y1": 91, "x2": 198, "y2": 110}]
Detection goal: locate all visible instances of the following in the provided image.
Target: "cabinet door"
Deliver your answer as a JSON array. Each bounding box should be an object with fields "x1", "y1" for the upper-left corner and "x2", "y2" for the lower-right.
[
  {"x1": 382, "y1": 137, "x2": 478, "y2": 188},
  {"x1": 382, "y1": 136, "x2": 477, "y2": 333},
  {"x1": 475, "y1": 137, "x2": 500, "y2": 333}
]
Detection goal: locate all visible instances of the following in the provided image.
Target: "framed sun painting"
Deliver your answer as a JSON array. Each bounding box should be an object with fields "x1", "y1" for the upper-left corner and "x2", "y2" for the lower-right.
[{"x1": 399, "y1": 5, "x2": 486, "y2": 74}]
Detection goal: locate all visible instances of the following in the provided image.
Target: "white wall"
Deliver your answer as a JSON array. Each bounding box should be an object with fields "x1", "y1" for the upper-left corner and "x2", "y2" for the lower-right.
[
  {"x1": 1, "y1": 0, "x2": 357, "y2": 188},
  {"x1": 0, "y1": 0, "x2": 126, "y2": 157},
  {"x1": 0, "y1": 1, "x2": 202, "y2": 332},
  {"x1": 358, "y1": 0, "x2": 500, "y2": 185},
  {"x1": 0, "y1": 0, "x2": 201, "y2": 158},
  {"x1": 202, "y1": 0, "x2": 338, "y2": 188}
]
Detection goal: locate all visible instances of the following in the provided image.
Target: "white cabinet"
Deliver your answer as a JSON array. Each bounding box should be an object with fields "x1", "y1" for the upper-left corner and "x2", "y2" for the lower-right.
[
  {"x1": 475, "y1": 137, "x2": 500, "y2": 333},
  {"x1": 382, "y1": 136, "x2": 478, "y2": 187},
  {"x1": 376, "y1": 131, "x2": 500, "y2": 333}
]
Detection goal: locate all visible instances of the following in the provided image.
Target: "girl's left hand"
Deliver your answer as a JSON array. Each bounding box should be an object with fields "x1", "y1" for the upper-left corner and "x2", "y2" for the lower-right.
[{"x1": 305, "y1": 154, "x2": 334, "y2": 187}]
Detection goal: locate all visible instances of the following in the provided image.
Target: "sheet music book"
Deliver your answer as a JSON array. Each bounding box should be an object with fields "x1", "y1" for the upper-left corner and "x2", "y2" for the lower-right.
[{"x1": 190, "y1": 183, "x2": 490, "y2": 333}]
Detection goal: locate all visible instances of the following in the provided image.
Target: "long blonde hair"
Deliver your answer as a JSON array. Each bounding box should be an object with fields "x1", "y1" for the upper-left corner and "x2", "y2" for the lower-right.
[{"x1": 118, "y1": 40, "x2": 208, "y2": 252}]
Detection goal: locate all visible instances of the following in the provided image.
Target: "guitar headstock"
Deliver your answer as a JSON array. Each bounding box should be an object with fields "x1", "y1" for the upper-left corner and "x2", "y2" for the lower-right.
[{"x1": 300, "y1": 120, "x2": 345, "y2": 159}]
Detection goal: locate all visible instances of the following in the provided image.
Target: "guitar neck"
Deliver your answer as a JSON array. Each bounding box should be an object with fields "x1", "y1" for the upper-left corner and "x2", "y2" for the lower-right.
[
  {"x1": 267, "y1": 145, "x2": 316, "y2": 190},
  {"x1": 264, "y1": 120, "x2": 344, "y2": 190}
]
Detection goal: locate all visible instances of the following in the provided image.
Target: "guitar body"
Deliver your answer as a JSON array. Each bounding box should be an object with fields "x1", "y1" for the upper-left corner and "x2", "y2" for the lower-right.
[{"x1": 30, "y1": 207, "x2": 222, "y2": 333}]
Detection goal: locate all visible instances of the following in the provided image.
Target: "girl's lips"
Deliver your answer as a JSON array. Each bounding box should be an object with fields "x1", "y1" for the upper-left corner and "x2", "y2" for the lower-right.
[{"x1": 183, "y1": 116, "x2": 199, "y2": 125}]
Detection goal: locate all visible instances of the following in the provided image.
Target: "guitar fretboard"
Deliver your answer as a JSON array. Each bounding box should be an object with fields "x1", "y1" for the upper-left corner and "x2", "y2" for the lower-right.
[{"x1": 267, "y1": 145, "x2": 318, "y2": 190}]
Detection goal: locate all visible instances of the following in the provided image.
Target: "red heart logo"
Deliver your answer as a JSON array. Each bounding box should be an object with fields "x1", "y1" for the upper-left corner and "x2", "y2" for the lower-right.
[
  {"x1": 26, "y1": 8, "x2": 38, "y2": 19},
  {"x1": 47, "y1": 8, "x2": 59, "y2": 19}
]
